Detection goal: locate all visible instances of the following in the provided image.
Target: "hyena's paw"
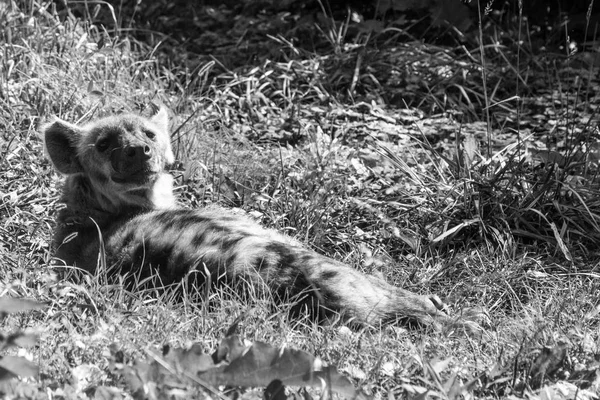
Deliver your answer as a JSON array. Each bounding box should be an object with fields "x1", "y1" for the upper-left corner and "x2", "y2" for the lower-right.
[
  {"x1": 428, "y1": 294, "x2": 450, "y2": 315},
  {"x1": 424, "y1": 295, "x2": 486, "y2": 335}
]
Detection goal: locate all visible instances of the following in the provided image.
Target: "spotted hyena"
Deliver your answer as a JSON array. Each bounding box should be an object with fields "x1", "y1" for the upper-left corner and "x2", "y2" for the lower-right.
[{"x1": 43, "y1": 107, "x2": 455, "y2": 327}]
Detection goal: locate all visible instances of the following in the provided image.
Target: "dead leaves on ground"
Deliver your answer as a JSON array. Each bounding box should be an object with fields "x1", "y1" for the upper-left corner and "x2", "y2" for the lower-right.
[
  {"x1": 0, "y1": 297, "x2": 598, "y2": 400},
  {"x1": 109, "y1": 335, "x2": 364, "y2": 400},
  {"x1": 0, "y1": 297, "x2": 44, "y2": 384}
]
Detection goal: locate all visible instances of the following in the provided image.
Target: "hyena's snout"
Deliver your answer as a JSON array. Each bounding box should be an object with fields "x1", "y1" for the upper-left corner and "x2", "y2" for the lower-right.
[{"x1": 110, "y1": 144, "x2": 154, "y2": 183}]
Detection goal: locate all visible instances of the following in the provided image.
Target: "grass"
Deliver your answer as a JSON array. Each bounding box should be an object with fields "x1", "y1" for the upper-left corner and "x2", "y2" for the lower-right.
[{"x1": 1, "y1": 0, "x2": 600, "y2": 398}]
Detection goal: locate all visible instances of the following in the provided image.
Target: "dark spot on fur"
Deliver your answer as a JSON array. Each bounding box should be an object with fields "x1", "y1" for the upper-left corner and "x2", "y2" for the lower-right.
[
  {"x1": 301, "y1": 254, "x2": 314, "y2": 265},
  {"x1": 219, "y1": 236, "x2": 243, "y2": 251},
  {"x1": 129, "y1": 241, "x2": 174, "y2": 282},
  {"x1": 215, "y1": 214, "x2": 239, "y2": 222},
  {"x1": 320, "y1": 286, "x2": 341, "y2": 306},
  {"x1": 320, "y1": 270, "x2": 338, "y2": 281},
  {"x1": 284, "y1": 272, "x2": 329, "y2": 322},
  {"x1": 223, "y1": 247, "x2": 244, "y2": 270},
  {"x1": 120, "y1": 230, "x2": 136, "y2": 247},
  {"x1": 157, "y1": 216, "x2": 179, "y2": 232},
  {"x1": 264, "y1": 242, "x2": 299, "y2": 270},
  {"x1": 193, "y1": 231, "x2": 207, "y2": 245}
]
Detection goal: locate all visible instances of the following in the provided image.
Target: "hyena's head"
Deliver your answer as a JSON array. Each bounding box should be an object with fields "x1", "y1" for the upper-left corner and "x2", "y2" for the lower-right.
[{"x1": 44, "y1": 108, "x2": 176, "y2": 210}]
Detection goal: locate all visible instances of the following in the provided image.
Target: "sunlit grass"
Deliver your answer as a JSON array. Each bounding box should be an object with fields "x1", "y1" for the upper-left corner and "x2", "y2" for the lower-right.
[{"x1": 1, "y1": 0, "x2": 599, "y2": 398}]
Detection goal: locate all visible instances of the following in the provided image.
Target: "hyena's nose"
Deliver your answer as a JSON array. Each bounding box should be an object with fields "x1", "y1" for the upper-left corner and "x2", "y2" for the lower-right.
[
  {"x1": 123, "y1": 145, "x2": 151, "y2": 160},
  {"x1": 122, "y1": 145, "x2": 152, "y2": 162},
  {"x1": 111, "y1": 145, "x2": 152, "y2": 173}
]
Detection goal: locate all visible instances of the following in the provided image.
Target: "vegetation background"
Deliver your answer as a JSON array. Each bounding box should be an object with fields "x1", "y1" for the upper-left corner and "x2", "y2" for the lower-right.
[{"x1": 1, "y1": 0, "x2": 600, "y2": 398}]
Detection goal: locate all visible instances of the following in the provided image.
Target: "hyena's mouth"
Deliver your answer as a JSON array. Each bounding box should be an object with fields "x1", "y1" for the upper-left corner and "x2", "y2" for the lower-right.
[
  {"x1": 112, "y1": 170, "x2": 158, "y2": 186},
  {"x1": 110, "y1": 144, "x2": 160, "y2": 186}
]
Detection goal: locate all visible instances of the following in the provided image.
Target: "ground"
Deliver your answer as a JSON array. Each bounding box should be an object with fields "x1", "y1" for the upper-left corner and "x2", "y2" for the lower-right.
[{"x1": 1, "y1": 1, "x2": 600, "y2": 399}]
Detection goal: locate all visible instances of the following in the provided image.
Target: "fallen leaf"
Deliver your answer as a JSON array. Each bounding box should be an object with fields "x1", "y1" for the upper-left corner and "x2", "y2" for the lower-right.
[
  {"x1": 0, "y1": 298, "x2": 45, "y2": 316},
  {"x1": 529, "y1": 343, "x2": 568, "y2": 389},
  {"x1": 200, "y1": 335, "x2": 363, "y2": 399},
  {"x1": 0, "y1": 356, "x2": 38, "y2": 381}
]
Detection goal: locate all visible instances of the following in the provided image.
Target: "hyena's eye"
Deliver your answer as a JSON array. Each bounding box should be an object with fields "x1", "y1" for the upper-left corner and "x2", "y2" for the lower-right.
[
  {"x1": 96, "y1": 138, "x2": 110, "y2": 152},
  {"x1": 144, "y1": 130, "x2": 156, "y2": 140}
]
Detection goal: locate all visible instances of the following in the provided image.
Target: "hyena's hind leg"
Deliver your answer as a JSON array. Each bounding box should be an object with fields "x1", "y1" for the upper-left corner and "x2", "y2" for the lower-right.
[
  {"x1": 333, "y1": 267, "x2": 444, "y2": 325},
  {"x1": 286, "y1": 250, "x2": 451, "y2": 328}
]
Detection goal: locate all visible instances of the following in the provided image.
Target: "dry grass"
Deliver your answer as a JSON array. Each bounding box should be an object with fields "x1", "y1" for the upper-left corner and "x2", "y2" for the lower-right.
[{"x1": 1, "y1": 0, "x2": 600, "y2": 398}]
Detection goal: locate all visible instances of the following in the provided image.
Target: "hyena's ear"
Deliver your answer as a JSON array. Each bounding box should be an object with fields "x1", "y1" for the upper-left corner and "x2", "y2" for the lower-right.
[
  {"x1": 43, "y1": 118, "x2": 84, "y2": 175},
  {"x1": 150, "y1": 106, "x2": 169, "y2": 135},
  {"x1": 149, "y1": 106, "x2": 175, "y2": 165}
]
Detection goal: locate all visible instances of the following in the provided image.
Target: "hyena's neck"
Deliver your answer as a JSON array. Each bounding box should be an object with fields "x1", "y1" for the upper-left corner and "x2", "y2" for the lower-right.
[{"x1": 60, "y1": 173, "x2": 177, "y2": 221}]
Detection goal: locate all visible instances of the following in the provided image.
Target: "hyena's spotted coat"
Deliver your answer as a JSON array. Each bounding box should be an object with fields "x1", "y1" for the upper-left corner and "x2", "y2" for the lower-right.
[{"x1": 43, "y1": 108, "x2": 453, "y2": 327}]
